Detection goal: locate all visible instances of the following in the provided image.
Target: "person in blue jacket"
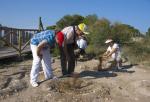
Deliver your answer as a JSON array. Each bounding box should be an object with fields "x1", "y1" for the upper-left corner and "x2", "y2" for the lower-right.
[{"x1": 30, "y1": 30, "x2": 56, "y2": 87}]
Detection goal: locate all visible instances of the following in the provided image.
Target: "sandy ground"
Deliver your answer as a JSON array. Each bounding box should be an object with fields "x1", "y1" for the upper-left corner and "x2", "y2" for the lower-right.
[{"x1": 0, "y1": 58, "x2": 150, "y2": 102}]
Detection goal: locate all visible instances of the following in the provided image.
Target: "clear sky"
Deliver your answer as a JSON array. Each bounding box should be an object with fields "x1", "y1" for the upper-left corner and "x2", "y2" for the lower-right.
[{"x1": 0, "y1": 0, "x2": 150, "y2": 33}]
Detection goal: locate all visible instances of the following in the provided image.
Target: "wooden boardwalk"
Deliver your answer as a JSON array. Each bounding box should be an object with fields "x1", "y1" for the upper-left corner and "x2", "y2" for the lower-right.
[
  {"x1": 0, "y1": 17, "x2": 45, "y2": 60},
  {"x1": 0, "y1": 46, "x2": 31, "y2": 59},
  {"x1": 0, "y1": 26, "x2": 39, "y2": 60}
]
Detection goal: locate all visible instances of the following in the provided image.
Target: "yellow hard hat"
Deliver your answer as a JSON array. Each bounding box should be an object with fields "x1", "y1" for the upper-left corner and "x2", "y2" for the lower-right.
[{"x1": 78, "y1": 23, "x2": 89, "y2": 34}]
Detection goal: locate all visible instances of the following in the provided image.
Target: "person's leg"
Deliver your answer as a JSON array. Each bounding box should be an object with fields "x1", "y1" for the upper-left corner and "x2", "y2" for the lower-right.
[
  {"x1": 98, "y1": 56, "x2": 103, "y2": 71},
  {"x1": 59, "y1": 47, "x2": 67, "y2": 75},
  {"x1": 41, "y1": 48, "x2": 53, "y2": 80},
  {"x1": 30, "y1": 45, "x2": 41, "y2": 86},
  {"x1": 67, "y1": 44, "x2": 75, "y2": 74},
  {"x1": 111, "y1": 60, "x2": 117, "y2": 68},
  {"x1": 105, "y1": 57, "x2": 116, "y2": 70},
  {"x1": 116, "y1": 57, "x2": 123, "y2": 69}
]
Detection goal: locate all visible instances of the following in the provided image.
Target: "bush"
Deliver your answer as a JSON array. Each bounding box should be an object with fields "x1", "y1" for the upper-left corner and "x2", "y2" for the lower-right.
[
  {"x1": 46, "y1": 14, "x2": 149, "y2": 65},
  {"x1": 50, "y1": 47, "x2": 60, "y2": 57},
  {"x1": 122, "y1": 38, "x2": 150, "y2": 64},
  {"x1": 86, "y1": 44, "x2": 106, "y2": 59}
]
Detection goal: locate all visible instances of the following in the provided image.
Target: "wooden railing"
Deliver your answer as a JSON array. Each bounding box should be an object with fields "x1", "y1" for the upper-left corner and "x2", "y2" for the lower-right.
[{"x1": 0, "y1": 26, "x2": 39, "y2": 58}]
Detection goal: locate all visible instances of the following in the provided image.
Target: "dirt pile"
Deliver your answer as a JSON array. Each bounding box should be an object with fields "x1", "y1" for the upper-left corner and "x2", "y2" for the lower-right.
[
  {"x1": 40, "y1": 77, "x2": 111, "y2": 102},
  {"x1": 0, "y1": 78, "x2": 27, "y2": 99}
]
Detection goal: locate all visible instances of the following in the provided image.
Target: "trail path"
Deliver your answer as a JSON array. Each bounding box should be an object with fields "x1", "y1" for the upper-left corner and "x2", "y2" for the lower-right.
[{"x1": 0, "y1": 59, "x2": 150, "y2": 102}]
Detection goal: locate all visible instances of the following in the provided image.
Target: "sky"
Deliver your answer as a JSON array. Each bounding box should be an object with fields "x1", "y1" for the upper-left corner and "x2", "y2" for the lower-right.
[{"x1": 0, "y1": 0, "x2": 150, "y2": 33}]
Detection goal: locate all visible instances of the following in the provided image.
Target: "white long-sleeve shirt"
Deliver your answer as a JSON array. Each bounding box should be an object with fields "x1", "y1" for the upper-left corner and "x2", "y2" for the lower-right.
[{"x1": 107, "y1": 43, "x2": 121, "y2": 60}]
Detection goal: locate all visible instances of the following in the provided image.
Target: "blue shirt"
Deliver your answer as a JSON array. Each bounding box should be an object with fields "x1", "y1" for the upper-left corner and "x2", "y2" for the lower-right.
[{"x1": 30, "y1": 30, "x2": 55, "y2": 46}]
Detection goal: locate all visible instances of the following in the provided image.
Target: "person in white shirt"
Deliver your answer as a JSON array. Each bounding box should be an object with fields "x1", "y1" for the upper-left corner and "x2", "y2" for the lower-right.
[
  {"x1": 77, "y1": 35, "x2": 87, "y2": 54},
  {"x1": 77, "y1": 36, "x2": 87, "y2": 50},
  {"x1": 56, "y1": 23, "x2": 89, "y2": 76},
  {"x1": 98, "y1": 39, "x2": 122, "y2": 71},
  {"x1": 74, "y1": 35, "x2": 88, "y2": 58}
]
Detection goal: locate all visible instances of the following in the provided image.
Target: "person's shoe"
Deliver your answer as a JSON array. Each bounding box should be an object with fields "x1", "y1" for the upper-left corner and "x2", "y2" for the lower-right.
[
  {"x1": 31, "y1": 82, "x2": 38, "y2": 87},
  {"x1": 52, "y1": 76, "x2": 58, "y2": 80},
  {"x1": 61, "y1": 74, "x2": 70, "y2": 77},
  {"x1": 97, "y1": 68, "x2": 103, "y2": 71},
  {"x1": 70, "y1": 72, "x2": 80, "y2": 78},
  {"x1": 46, "y1": 76, "x2": 58, "y2": 80},
  {"x1": 117, "y1": 66, "x2": 124, "y2": 70}
]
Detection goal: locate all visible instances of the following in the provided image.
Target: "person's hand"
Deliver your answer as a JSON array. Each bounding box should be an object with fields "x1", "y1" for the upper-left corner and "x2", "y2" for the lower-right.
[
  {"x1": 39, "y1": 54, "x2": 43, "y2": 59},
  {"x1": 103, "y1": 55, "x2": 109, "y2": 60},
  {"x1": 37, "y1": 50, "x2": 42, "y2": 59},
  {"x1": 75, "y1": 49, "x2": 80, "y2": 55}
]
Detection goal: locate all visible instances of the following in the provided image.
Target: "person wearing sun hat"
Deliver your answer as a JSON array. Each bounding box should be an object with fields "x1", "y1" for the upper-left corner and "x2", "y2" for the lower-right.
[
  {"x1": 78, "y1": 23, "x2": 89, "y2": 35},
  {"x1": 56, "y1": 23, "x2": 89, "y2": 77},
  {"x1": 98, "y1": 38, "x2": 122, "y2": 71}
]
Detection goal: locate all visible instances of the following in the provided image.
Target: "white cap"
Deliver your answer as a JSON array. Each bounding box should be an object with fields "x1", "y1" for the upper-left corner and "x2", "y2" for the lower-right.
[{"x1": 105, "y1": 39, "x2": 113, "y2": 44}]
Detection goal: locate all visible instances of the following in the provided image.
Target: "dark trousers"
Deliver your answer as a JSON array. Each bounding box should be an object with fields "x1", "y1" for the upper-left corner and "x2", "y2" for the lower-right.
[{"x1": 59, "y1": 44, "x2": 75, "y2": 75}]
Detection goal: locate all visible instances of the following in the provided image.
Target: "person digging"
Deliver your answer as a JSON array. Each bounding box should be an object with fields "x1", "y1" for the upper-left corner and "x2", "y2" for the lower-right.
[
  {"x1": 56, "y1": 23, "x2": 89, "y2": 77},
  {"x1": 98, "y1": 39, "x2": 123, "y2": 71},
  {"x1": 30, "y1": 30, "x2": 58, "y2": 87}
]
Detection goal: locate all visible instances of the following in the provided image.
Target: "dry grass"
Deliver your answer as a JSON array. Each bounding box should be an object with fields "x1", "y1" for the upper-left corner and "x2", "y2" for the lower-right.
[{"x1": 122, "y1": 38, "x2": 150, "y2": 66}]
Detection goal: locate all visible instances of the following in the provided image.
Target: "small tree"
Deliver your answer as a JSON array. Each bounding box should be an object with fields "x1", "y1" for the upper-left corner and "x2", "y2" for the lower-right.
[
  {"x1": 56, "y1": 14, "x2": 84, "y2": 29},
  {"x1": 46, "y1": 25, "x2": 56, "y2": 30},
  {"x1": 84, "y1": 14, "x2": 98, "y2": 25},
  {"x1": 38, "y1": 17, "x2": 44, "y2": 31}
]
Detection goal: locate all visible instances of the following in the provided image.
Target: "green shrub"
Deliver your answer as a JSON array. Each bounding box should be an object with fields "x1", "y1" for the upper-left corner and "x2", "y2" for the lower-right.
[
  {"x1": 50, "y1": 47, "x2": 60, "y2": 57},
  {"x1": 122, "y1": 38, "x2": 150, "y2": 64}
]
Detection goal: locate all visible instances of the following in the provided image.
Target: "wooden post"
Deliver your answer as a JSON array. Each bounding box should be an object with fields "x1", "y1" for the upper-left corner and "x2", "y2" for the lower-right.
[
  {"x1": 13, "y1": 30, "x2": 17, "y2": 45},
  {"x1": 39, "y1": 17, "x2": 44, "y2": 31},
  {"x1": 0, "y1": 27, "x2": 2, "y2": 47},
  {"x1": 18, "y1": 30, "x2": 22, "y2": 59},
  {"x1": 4, "y1": 28, "x2": 10, "y2": 46},
  {"x1": 0, "y1": 27, "x2": 2, "y2": 37},
  {"x1": 0, "y1": 26, "x2": 39, "y2": 60},
  {"x1": 10, "y1": 29, "x2": 13, "y2": 45}
]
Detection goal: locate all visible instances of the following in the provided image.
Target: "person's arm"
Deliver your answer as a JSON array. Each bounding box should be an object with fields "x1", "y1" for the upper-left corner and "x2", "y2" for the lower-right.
[
  {"x1": 37, "y1": 40, "x2": 47, "y2": 58},
  {"x1": 103, "y1": 51, "x2": 109, "y2": 56},
  {"x1": 101, "y1": 51, "x2": 110, "y2": 60},
  {"x1": 105, "y1": 44, "x2": 118, "y2": 58},
  {"x1": 63, "y1": 37, "x2": 69, "y2": 60},
  {"x1": 105, "y1": 48, "x2": 117, "y2": 58}
]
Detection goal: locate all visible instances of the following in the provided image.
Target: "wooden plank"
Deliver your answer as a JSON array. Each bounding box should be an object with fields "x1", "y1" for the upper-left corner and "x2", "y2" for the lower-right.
[
  {"x1": 0, "y1": 50, "x2": 31, "y2": 59},
  {"x1": 0, "y1": 26, "x2": 38, "y2": 59},
  {"x1": 0, "y1": 26, "x2": 39, "y2": 31},
  {"x1": 0, "y1": 46, "x2": 31, "y2": 59}
]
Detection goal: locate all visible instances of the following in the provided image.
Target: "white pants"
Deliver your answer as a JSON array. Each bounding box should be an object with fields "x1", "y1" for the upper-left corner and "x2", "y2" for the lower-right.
[{"x1": 30, "y1": 44, "x2": 53, "y2": 83}]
